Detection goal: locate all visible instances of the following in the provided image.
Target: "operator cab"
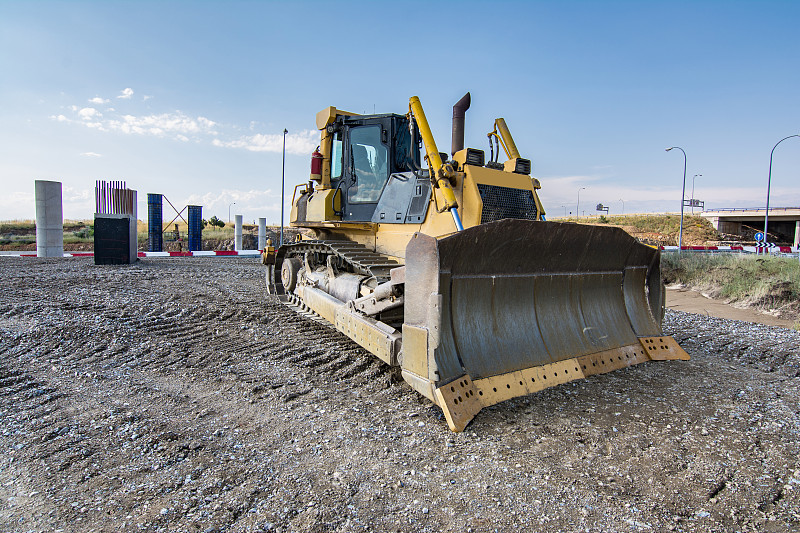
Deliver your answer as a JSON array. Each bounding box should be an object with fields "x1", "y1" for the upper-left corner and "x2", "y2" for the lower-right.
[{"x1": 330, "y1": 114, "x2": 422, "y2": 222}]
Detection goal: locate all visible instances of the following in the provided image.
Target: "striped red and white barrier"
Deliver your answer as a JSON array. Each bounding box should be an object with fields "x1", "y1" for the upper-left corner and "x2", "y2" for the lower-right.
[
  {"x1": 2, "y1": 250, "x2": 263, "y2": 258},
  {"x1": 660, "y1": 245, "x2": 798, "y2": 253},
  {"x1": 137, "y1": 250, "x2": 262, "y2": 258}
]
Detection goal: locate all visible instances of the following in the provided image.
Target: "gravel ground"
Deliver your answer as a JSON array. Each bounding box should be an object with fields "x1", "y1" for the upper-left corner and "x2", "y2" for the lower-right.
[{"x1": 1, "y1": 257, "x2": 799, "y2": 533}]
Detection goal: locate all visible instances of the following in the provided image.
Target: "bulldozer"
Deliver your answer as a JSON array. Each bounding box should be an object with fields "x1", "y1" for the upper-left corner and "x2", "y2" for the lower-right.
[{"x1": 264, "y1": 93, "x2": 688, "y2": 431}]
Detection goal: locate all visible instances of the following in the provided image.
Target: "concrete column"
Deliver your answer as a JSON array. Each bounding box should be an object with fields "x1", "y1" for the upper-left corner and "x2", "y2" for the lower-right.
[
  {"x1": 234, "y1": 214, "x2": 243, "y2": 251},
  {"x1": 35, "y1": 180, "x2": 63, "y2": 257},
  {"x1": 794, "y1": 220, "x2": 799, "y2": 249},
  {"x1": 258, "y1": 218, "x2": 266, "y2": 250}
]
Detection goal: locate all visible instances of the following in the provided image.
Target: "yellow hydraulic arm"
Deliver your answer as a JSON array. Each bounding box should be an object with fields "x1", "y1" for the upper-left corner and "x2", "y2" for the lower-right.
[
  {"x1": 408, "y1": 96, "x2": 464, "y2": 231},
  {"x1": 488, "y1": 118, "x2": 521, "y2": 160}
]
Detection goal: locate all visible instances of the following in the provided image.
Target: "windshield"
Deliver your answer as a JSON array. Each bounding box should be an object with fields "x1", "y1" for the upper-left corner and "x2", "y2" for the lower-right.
[{"x1": 348, "y1": 125, "x2": 388, "y2": 203}]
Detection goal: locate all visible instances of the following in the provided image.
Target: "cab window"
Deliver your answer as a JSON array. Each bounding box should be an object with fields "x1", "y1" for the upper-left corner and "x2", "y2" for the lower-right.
[
  {"x1": 348, "y1": 125, "x2": 388, "y2": 203},
  {"x1": 331, "y1": 132, "x2": 342, "y2": 180}
]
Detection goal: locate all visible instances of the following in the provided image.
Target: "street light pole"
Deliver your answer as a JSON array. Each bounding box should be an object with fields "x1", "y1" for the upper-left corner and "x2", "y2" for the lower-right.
[
  {"x1": 228, "y1": 201, "x2": 235, "y2": 224},
  {"x1": 764, "y1": 134, "x2": 800, "y2": 248},
  {"x1": 666, "y1": 147, "x2": 687, "y2": 253},
  {"x1": 691, "y1": 174, "x2": 702, "y2": 214},
  {"x1": 280, "y1": 128, "x2": 288, "y2": 247},
  {"x1": 576, "y1": 187, "x2": 586, "y2": 221}
]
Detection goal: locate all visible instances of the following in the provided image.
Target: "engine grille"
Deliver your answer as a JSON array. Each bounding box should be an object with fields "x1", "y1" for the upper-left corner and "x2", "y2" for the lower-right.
[{"x1": 477, "y1": 184, "x2": 538, "y2": 224}]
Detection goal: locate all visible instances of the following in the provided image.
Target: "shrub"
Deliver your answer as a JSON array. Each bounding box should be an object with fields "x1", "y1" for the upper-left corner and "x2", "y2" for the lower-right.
[{"x1": 208, "y1": 216, "x2": 225, "y2": 229}]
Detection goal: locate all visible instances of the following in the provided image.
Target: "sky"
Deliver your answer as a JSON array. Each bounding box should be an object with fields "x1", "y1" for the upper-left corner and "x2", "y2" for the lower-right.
[{"x1": 1, "y1": 0, "x2": 799, "y2": 223}]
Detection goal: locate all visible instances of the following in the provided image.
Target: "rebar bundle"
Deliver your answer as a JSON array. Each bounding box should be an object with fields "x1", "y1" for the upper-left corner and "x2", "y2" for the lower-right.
[{"x1": 95, "y1": 180, "x2": 135, "y2": 215}]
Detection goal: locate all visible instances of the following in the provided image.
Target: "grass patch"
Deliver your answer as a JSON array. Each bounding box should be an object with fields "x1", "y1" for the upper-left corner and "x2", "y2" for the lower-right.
[
  {"x1": 662, "y1": 253, "x2": 800, "y2": 314},
  {"x1": 608, "y1": 214, "x2": 719, "y2": 243}
]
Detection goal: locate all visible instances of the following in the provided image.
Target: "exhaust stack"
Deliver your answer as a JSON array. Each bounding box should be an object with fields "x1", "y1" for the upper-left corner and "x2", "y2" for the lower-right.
[{"x1": 451, "y1": 92, "x2": 471, "y2": 156}]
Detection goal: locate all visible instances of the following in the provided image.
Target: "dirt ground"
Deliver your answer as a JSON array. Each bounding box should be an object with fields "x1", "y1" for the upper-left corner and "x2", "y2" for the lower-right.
[
  {"x1": 666, "y1": 288, "x2": 798, "y2": 329},
  {"x1": 1, "y1": 257, "x2": 799, "y2": 533}
]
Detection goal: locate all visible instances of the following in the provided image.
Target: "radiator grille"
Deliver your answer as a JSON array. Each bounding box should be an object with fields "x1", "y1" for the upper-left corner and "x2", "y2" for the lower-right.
[{"x1": 477, "y1": 184, "x2": 538, "y2": 224}]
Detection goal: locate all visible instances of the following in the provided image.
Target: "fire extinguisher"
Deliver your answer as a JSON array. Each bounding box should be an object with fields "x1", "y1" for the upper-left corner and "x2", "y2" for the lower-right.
[{"x1": 310, "y1": 146, "x2": 323, "y2": 180}]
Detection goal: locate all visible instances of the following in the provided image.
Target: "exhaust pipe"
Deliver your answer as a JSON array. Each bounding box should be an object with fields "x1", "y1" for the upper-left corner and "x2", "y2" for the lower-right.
[{"x1": 451, "y1": 92, "x2": 471, "y2": 156}]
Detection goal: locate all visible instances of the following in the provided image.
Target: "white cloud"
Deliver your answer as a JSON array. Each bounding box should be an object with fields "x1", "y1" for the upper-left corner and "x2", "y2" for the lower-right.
[
  {"x1": 52, "y1": 106, "x2": 219, "y2": 141},
  {"x1": 106, "y1": 112, "x2": 218, "y2": 137},
  {"x1": 80, "y1": 152, "x2": 102, "y2": 158},
  {"x1": 78, "y1": 107, "x2": 100, "y2": 120},
  {"x1": 0, "y1": 191, "x2": 35, "y2": 219},
  {"x1": 197, "y1": 116, "x2": 216, "y2": 129},
  {"x1": 63, "y1": 186, "x2": 92, "y2": 203},
  {"x1": 177, "y1": 188, "x2": 281, "y2": 222},
  {"x1": 212, "y1": 129, "x2": 318, "y2": 155},
  {"x1": 184, "y1": 188, "x2": 277, "y2": 207},
  {"x1": 53, "y1": 92, "x2": 317, "y2": 156},
  {"x1": 143, "y1": 95, "x2": 153, "y2": 101}
]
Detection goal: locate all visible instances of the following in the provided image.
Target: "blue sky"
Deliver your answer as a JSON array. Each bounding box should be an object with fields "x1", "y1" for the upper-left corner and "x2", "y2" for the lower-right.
[{"x1": 1, "y1": 1, "x2": 799, "y2": 223}]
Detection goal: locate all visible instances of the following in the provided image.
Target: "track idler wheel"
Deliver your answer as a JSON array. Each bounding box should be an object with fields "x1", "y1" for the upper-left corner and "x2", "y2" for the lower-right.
[{"x1": 281, "y1": 257, "x2": 302, "y2": 292}]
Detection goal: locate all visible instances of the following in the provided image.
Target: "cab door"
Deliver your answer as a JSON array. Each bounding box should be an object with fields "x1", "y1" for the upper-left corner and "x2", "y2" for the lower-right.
[{"x1": 341, "y1": 119, "x2": 391, "y2": 221}]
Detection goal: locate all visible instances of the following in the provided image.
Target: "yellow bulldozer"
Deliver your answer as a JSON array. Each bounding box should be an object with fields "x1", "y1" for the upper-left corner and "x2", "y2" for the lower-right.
[{"x1": 264, "y1": 93, "x2": 688, "y2": 431}]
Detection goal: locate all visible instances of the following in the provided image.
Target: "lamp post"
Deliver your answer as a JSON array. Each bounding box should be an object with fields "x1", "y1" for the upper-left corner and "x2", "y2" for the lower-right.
[
  {"x1": 666, "y1": 146, "x2": 687, "y2": 252},
  {"x1": 764, "y1": 134, "x2": 800, "y2": 249},
  {"x1": 576, "y1": 187, "x2": 586, "y2": 221},
  {"x1": 690, "y1": 174, "x2": 701, "y2": 214},
  {"x1": 619, "y1": 198, "x2": 625, "y2": 215},
  {"x1": 228, "y1": 201, "x2": 236, "y2": 224},
  {"x1": 280, "y1": 128, "x2": 288, "y2": 247}
]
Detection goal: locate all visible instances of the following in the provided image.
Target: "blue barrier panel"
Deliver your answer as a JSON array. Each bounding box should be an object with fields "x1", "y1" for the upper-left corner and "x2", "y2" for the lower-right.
[
  {"x1": 188, "y1": 205, "x2": 202, "y2": 251},
  {"x1": 147, "y1": 193, "x2": 162, "y2": 252}
]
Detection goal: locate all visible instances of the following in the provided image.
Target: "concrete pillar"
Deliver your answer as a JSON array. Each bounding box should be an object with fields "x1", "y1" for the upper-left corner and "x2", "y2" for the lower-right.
[
  {"x1": 258, "y1": 218, "x2": 266, "y2": 250},
  {"x1": 35, "y1": 180, "x2": 63, "y2": 257},
  {"x1": 234, "y1": 214, "x2": 243, "y2": 251},
  {"x1": 794, "y1": 220, "x2": 799, "y2": 249}
]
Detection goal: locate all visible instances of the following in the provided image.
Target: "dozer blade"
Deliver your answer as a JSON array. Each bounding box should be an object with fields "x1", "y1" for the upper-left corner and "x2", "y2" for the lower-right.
[{"x1": 400, "y1": 219, "x2": 688, "y2": 431}]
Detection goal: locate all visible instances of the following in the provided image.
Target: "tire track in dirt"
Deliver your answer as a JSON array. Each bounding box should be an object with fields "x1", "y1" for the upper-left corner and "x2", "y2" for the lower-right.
[{"x1": 10, "y1": 258, "x2": 798, "y2": 532}]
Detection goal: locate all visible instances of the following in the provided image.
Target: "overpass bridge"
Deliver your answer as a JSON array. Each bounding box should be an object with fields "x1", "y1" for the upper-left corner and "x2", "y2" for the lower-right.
[{"x1": 700, "y1": 207, "x2": 800, "y2": 247}]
